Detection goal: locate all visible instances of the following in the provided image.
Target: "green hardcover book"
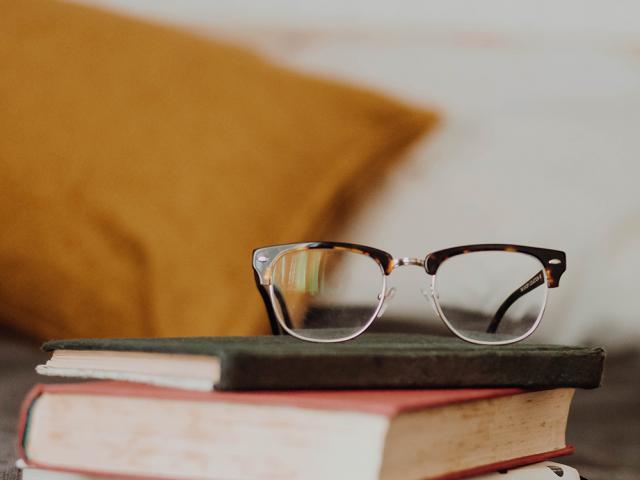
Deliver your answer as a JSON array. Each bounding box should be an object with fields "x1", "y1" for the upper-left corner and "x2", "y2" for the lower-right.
[{"x1": 38, "y1": 333, "x2": 605, "y2": 391}]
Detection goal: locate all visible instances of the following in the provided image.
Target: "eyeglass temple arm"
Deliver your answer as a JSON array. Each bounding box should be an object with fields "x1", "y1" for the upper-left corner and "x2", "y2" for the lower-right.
[
  {"x1": 272, "y1": 286, "x2": 294, "y2": 332},
  {"x1": 253, "y1": 272, "x2": 282, "y2": 335},
  {"x1": 253, "y1": 272, "x2": 292, "y2": 335},
  {"x1": 486, "y1": 270, "x2": 545, "y2": 334}
]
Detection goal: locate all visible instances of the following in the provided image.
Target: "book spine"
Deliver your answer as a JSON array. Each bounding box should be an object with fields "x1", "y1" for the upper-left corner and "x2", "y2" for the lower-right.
[
  {"x1": 218, "y1": 350, "x2": 605, "y2": 390},
  {"x1": 16, "y1": 383, "x2": 46, "y2": 465}
]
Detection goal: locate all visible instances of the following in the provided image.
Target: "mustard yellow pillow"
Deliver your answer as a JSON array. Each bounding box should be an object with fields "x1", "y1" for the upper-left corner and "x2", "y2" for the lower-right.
[{"x1": 0, "y1": 0, "x2": 437, "y2": 340}]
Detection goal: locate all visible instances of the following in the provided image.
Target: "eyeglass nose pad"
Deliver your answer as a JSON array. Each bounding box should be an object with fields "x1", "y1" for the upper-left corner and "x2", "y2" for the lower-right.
[
  {"x1": 377, "y1": 287, "x2": 397, "y2": 318},
  {"x1": 420, "y1": 287, "x2": 440, "y2": 316}
]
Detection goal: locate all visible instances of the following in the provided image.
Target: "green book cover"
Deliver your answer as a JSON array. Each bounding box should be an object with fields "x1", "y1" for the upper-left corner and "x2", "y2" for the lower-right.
[{"x1": 41, "y1": 333, "x2": 605, "y2": 391}]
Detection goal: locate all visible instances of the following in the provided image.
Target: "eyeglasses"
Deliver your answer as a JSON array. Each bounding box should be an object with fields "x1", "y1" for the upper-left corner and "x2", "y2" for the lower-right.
[{"x1": 252, "y1": 242, "x2": 566, "y2": 345}]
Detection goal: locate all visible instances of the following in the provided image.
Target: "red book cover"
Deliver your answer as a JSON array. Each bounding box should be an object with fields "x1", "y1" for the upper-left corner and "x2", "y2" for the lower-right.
[{"x1": 18, "y1": 381, "x2": 574, "y2": 480}]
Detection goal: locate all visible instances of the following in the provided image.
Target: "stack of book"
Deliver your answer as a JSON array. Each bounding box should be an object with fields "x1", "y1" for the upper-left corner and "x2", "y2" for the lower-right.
[{"x1": 17, "y1": 334, "x2": 604, "y2": 480}]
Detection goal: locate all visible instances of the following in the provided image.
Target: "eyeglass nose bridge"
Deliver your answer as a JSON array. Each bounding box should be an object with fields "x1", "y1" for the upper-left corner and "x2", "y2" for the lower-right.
[{"x1": 393, "y1": 257, "x2": 425, "y2": 269}]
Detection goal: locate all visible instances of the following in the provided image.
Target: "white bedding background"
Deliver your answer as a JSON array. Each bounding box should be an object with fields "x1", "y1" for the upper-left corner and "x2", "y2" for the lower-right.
[{"x1": 77, "y1": 1, "x2": 640, "y2": 347}]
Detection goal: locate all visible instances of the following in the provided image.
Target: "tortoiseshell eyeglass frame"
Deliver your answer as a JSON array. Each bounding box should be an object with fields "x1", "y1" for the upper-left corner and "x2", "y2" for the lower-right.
[{"x1": 252, "y1": 242, "x2": 566, "y2": 345}]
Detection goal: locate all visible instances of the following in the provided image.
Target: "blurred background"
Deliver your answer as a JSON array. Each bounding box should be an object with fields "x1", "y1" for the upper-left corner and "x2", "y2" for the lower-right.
[{"x1": 81, "y1": 0, "x2": 640, "y2": 347}]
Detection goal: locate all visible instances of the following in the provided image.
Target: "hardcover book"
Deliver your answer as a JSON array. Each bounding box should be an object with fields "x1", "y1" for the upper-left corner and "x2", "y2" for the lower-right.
[
  {"x1": 16, "y1": 461, "x2": 582, "y2": 480},
  {"x1": 37, "y1": 333, "x2": 606, "y2": 391},
  {"x1": 18, "y1": 382, "x2": 576, "y2": 480}
]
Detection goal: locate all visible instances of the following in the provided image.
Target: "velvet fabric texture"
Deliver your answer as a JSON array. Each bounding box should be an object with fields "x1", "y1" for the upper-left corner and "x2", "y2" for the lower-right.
[{"x1": 0, "y1": 0, "x2": 437, "y2": 340}]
